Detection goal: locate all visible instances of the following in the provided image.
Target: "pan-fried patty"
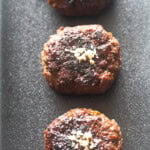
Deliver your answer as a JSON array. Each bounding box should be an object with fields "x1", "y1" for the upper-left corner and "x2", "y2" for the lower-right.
[
  {"x1": 48, "y1": 0, "x2": 112, "y2": 16},
  {"x1": 44, "y1": 108, "x2": 123, "y2": 150},
  {"x1": 41, "y1": 25, "x2": 121, "y2": 94}
]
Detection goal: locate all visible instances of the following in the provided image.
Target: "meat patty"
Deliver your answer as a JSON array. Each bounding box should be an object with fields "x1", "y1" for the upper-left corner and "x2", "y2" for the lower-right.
[
  {"x1": 41, "y1": 25, "x2": 121, "y2": 94},
  {"x1": 48, "y1": 0, "x2": 112, "y2": 16},
  {"x1": 44, "y1": 108, "x2": 123, "y2": 150}
]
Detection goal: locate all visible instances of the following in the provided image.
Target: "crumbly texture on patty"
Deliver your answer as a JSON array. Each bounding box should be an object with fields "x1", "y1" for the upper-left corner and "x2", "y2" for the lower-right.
[
  {"x1": 44, "y1": 108, "x2": 123, "y2": 150},
  {"x1": 48, "y1": 0, "x2": 112, "y2": 16},
  {"x1": 41, "y1": 25, "x2": 121, "y2": 94}
]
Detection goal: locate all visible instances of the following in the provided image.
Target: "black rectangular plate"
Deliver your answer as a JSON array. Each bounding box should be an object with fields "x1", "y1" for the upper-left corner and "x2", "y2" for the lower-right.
[{"x1": 1, "y1": 0, "x2": 150, "y2": 149}]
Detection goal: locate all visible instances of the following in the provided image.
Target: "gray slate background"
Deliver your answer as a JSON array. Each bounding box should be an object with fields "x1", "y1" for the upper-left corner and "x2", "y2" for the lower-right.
[{"x1": 1, "y1": 0, "x2": 150, "y2": 150}]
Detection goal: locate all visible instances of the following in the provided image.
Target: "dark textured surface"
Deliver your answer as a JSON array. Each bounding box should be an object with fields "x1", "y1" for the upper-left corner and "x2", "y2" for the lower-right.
[{"x1": 1, "y1": 0, "x2": 150, "y2": 150}]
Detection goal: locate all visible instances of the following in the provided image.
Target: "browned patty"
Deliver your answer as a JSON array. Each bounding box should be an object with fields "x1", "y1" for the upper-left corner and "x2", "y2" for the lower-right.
[
  {"x1": 44, "y1": 108, "x2": 123, "y2": 150},
  {"x1": 48, "y1": 0, "x2": 112, "y2": 16},
  {"x1": 41, "y1": 25, "x2": 121, "y2": 94}
]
